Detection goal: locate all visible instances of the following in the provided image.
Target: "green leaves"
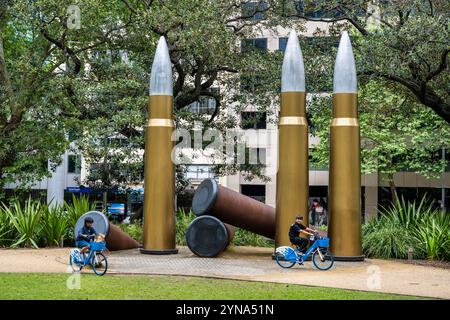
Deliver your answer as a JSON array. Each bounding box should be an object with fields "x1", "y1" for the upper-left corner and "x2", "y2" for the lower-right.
[
  {"x1": 309, "y1": 80, "x2": 450, "y2": 181},
  {"x1": 175, "y1": 208, "x2": 196, "y2": 246},
  {"x1": 40, "y1": 204, "x2": 67, "y2": 247},
  {"x1": 0, "y1": 195, "x2": 96, "y2": 248},
  {"x1": 362, "y1": 220, "x2": 424, "y2": 260},
  {"x1": 413, "y1": 211, "x2": 450, "y2": 260},
  {"x1": 363, "y1": 196, "x2": 449, "y2": 261},
  {"x1": 3, "y1": 198, "x2": 42, "y2": 248},
  {"x1": 0, "y1": 205, "x2": 16, "y2": 246}
]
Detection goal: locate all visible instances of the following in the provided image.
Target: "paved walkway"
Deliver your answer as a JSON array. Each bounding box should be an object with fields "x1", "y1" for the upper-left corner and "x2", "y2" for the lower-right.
[{"x1": 0, "y1": 246, "x2": 448, "y2": 299}]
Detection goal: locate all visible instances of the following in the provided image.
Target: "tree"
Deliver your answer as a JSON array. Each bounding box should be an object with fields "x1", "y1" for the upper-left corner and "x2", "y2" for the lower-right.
[
  {"x1": 283, "y1": 0, "x2": 449, "y2": 123},
  {"x1": 0, "y1": 0, "x2": 283, "y2": 192},
  {"x1": 76, "y1": 0, "x2": 288, "y2": 190},
  {"x1": 309, "y1": 80, "x2": 450, "y2": 200},
  {"x1": 0, "y1": 0, "x2": 134, "y2": 190}
]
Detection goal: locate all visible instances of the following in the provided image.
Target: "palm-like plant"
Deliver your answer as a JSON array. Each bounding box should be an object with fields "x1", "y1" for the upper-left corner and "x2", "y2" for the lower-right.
[
  {"x1": 0, "y1": 206, "x2": 16, "y2": 247},
  {"x1": 175, "y1": 208, "x2": 196, "y2": 246},
  {"x1": 4, "y1": 198, "x2": 42, "y2": 248},
  {"x1": 364, "y1": 195, "x2": 449, "y2": 261},
  {"x1": 413, "y1": 211, "x2": 450, "y2": 260},
  {"x1": 41, "y1": 204, "x2": 68, "y2": 247},
  {"x1": 378, "y1": 195, "x2": 435, "y2": 229}
]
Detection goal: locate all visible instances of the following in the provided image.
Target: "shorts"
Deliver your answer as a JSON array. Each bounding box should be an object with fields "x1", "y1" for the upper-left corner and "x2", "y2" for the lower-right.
[{"x1": 76, "y1": 240, "x2": 90, "y2": 248}]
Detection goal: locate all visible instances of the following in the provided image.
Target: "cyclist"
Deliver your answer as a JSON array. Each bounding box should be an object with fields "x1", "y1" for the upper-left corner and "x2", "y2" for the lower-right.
[
  {"x1": 288, "y1": 216, "x2": 316, "y2": 253},
  {"x1": 76, "y1": 217, "x2": 97, "y2": 256}
]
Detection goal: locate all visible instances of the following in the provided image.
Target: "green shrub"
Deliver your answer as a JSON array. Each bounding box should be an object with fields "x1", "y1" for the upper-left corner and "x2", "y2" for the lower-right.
[
  {"x1": 117, "y1": 222, "x2": 143, "y2": 243},
  {"x1": 176, "y1": 208, "x2": 196, "y2": 246},
  {"x1": 232, "y1": 228, "x2": 273, "y2": 247},
  {"x1": 380, "y1": 196, "x2": 435, "y2": 230},
  {"x1": 40, "y1": 204, "x2": 68, "y2": 247},
  {"x1": 413, "y1": 211, "x2": 450, "y2": 260},
  {"x1": 0, "y1": 206, "x2": 16, "y2": 247},
  {"x1": 362, "y1": 219, "x2": 425, "y2": 259},
  {"x1": 363, "y1": 196, "x2": 449, "y2": 261},
  {"x1": 3, "y1": 198, "x2": 42, "y2": 248}
]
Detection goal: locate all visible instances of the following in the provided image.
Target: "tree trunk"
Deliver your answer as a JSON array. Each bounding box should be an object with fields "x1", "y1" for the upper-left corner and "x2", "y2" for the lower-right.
[{"x1": 388, "y1": 173, "x2": 398, "y2": 203}]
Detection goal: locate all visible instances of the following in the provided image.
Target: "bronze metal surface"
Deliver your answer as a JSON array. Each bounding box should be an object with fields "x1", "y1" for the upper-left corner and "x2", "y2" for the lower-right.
[
  {"x1": 214, "y1": 185, "x2": 276, "y2": 239},
  {"x1": 328, "y1": 93, "x2": 363, "y2": 259},
  {"x1": 276, "y1": 92, "x2": 309, "y2": 247},
  {"x1": 142, "y1": 95, "x2": 177, "y2": 253}
]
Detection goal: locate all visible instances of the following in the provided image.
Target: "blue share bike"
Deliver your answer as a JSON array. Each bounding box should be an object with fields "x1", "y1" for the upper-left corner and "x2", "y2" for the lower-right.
[
  {"x1": 275, "y1": 233, "x2": 334, "y2": 270},
  {"x1": 69, "y1": 241, "x2": 108, "y2": 276}
]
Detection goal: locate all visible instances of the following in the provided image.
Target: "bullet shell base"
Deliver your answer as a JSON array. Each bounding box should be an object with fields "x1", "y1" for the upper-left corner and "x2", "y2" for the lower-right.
[
  {"x1": 140, "y1": 248, "x2": 179, "y2": 255},
  {"x1": 332, "y1": 255, "x2": 365, "y2": 262}
]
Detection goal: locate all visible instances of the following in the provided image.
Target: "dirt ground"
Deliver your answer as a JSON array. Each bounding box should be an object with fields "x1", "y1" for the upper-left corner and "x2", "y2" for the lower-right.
[{"x1": 0, "y1": 246, "x2": 449, "y2": 299}]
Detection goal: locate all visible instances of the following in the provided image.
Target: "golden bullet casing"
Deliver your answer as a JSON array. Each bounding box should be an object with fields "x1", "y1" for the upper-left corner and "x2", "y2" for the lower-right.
[
  {"x1": 275, "y1": 92, "x2": 309, "y2": 247},
  {"x1": 141, "y1": 95, "x2": 178, "y2": 254},
  {"x1": 328, "y1": 93, "x2": 363, "y2": 260}
]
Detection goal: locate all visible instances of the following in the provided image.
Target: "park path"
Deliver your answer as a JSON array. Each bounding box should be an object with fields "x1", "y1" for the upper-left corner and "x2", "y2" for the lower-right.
[{"x1": 0, "y1": 246, "x2": 448, "y2": 299}]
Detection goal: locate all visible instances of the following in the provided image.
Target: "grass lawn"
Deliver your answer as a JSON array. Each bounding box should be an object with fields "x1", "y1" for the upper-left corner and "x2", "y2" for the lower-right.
[{"x1": 0, "y1": 273, "x2": 426, "y2": 300}]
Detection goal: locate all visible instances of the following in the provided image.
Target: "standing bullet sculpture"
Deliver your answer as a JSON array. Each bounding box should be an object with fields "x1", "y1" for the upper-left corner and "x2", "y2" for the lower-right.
[
  {"x1": 141, "y1": 36, "x2": 178, "y2": 254},
  {"x1": 275, "y1": 30, "x2": 309, "y2": 247},
  {"x1": 328, "y1": 31, "x2": 364, "y2": 261}
]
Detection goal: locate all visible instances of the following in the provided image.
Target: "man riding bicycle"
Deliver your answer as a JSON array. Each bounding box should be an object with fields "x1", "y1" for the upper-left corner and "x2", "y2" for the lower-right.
[
  {"x1": 288, "y1": 216, "x2": 316, "y2": 253},
  {"x1": 76, "y1": 217, "x2": 97, "y2": 255}
]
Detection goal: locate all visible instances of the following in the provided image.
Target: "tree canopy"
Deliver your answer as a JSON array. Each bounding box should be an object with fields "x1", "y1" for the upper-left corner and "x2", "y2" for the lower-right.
[{"x1": 0, "y1": 0, "x2": 448, "y2": 193}]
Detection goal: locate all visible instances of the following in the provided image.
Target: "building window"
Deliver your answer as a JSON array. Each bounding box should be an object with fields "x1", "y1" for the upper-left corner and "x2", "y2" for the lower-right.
[
  {"x1": 188, "y1": 97, "x2": 216, "y2": 114},
  {"x1": 278, "y1": 37, "x2": 288, "y2": 52},
  {"x1": 241, "y1": 1, "x2": 269, "y2": 20},
  {"x1": 68, "y1": 155, "x2": 82, "y2": 174},
  {"x1": 241, "y1": 38, "x2": 268, "y2": 53},
  {"x1": 241, "y1": 184, "x2": 266, "y2": 203},
  {"x1": 187, "y1": 88, "x2": 219, "y2": 115},
  {"x1": 245, "y1": 148, "x2": 266, "y2": 165},
  {"x1": 241, "y1": 112, "x2": 267, "y2": 129},
  {"x1": 186, "y1": 165, "x2": 216, "y2": 180}
]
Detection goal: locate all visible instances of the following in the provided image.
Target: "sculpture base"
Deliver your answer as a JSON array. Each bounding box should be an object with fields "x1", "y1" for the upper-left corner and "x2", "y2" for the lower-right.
[
  {"x1": 333, "y1": 255, "x2": 365, "y2": 261},
  {"x1": 140, "y1": 248, "x2": 179, "y2": 255}
]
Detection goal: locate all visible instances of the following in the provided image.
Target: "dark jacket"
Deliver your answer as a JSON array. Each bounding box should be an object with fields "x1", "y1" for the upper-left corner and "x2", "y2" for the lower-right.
[
  {"x1": 76, "y1": 225, "x2": 97, "y2": 242},
  {"x1": 289, "y1": 222, "x2": 306, "y2": 240}
]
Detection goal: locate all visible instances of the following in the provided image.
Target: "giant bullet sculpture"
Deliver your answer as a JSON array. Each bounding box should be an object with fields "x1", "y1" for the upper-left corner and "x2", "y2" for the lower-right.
[
  {"x1": 141, "y1": 37, "x2": 178, "y2": 255},
  {"x1": 275, "y1": 30, "x2": 309, "y2": 247},
  {"x1": 186, "y1": 215, "x2": 235, "y2": 257},
  {"x1": 328, "y1": 31, "x2": 364, "y2": 261},
  {"x1": 192, "y1": 178, "x2": 275, "y2": 239}
]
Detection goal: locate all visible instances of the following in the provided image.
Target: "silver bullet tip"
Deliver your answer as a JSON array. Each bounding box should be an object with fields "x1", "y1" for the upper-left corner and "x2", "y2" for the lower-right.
[
  {"x1": 333, "y1": 31, "x2": 357, "y2": 93},
  {"x1": 281, "y1": 30, "x2": 305, "y2": 93},
  {"x1": 149, "y1": 36, "x2": 173, "y2": 96}
]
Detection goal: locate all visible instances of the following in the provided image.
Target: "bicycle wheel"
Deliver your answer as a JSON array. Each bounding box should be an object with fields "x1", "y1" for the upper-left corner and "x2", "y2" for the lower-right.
[
  {"x1": 70, "y1": 254, "x2": 83, "y2": 272},
  {"x1": 275, "y1": 252, "x2": 296, "y2": 269},
  {"x1": 312, "y1": 248, "x2": 334, "y2": 270},
  {"x1": 92, "y1": 252, "x2": 108, "y2": 276}
]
